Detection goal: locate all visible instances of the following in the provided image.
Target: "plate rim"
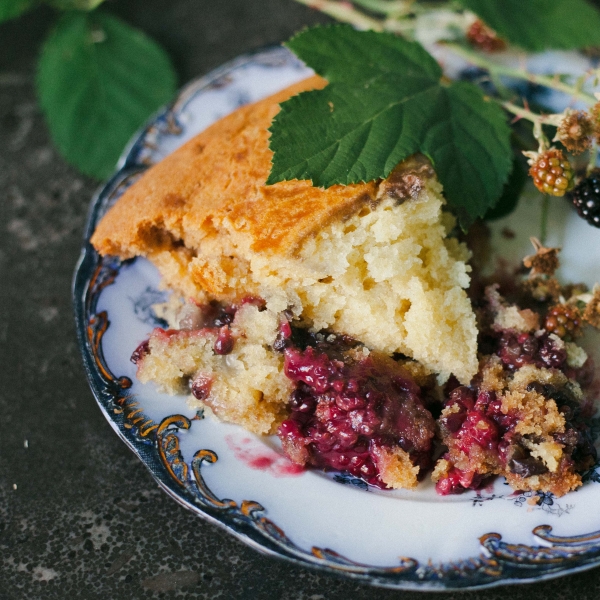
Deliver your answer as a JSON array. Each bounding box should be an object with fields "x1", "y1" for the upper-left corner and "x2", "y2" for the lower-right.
[{"x1": 72, "y1": 44, "x2": 600, "y2": 591}]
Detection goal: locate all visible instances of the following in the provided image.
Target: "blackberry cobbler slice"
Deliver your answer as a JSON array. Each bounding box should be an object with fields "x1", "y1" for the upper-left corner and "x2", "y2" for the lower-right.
[
  {"x1": 132, "y1": 246, "x2": 599, "y2": 496},
  {"x1": 134, "y1": 298, "x2": 439, "y2": 489},
  {"x1": 275, "y1": 325, "x2": 437, "y2": 489},
  {"x1": 434, "y1": 284, "x2": 597, "y2": 497}
]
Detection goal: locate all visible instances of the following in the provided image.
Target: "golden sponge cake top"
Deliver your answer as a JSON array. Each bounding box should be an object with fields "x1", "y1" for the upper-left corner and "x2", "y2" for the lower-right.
[{"x1": 91, "y1": 75, "x2": 377, "y2": 259}]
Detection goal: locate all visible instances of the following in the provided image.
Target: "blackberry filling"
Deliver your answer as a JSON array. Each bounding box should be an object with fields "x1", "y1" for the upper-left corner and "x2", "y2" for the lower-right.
[
  {"x1": 130, "y1": 282, "x2": 597, "y2": 498},
  {"x1": 437, "y1": 376, "x2": 597, "y2": 496},
  {"x1": 130, "y1": 297, "x2": 267, "y2": 365},
  {"x1": 131, "y1": 339, "x2": 151, "y2": 364},
  {"x1": 434, "y1": 283, "x2": 598, "y2": 497},
  {"x1": 277, "y1": 330, "x2": 435, "y2": 488},
  {"x1": 497, "y1": 331, "x2": 567, "y2": 370}
]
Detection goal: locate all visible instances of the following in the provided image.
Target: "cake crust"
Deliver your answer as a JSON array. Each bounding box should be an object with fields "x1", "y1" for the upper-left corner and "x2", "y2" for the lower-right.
[
  {"x1": 91, "y1": 75, "x2": 377, "y2": 261},
  {"x1": 92, "y1": 77, "x2": 479, "y2": 384}
]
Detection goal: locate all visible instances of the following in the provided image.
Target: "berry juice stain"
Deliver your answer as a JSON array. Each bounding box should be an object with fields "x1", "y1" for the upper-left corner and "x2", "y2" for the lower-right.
[{"x1": 225, "y1": 435, "x2": 304, "y2": 477}]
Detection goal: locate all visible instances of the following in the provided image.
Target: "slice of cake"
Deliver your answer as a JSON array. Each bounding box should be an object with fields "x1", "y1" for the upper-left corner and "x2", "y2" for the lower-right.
[
  {"x1": 91, "y1": 76, "x2": 478, "y2": 385},
  {"x1": 91, "y1": 77, "x2": 480, "y2": 489}
]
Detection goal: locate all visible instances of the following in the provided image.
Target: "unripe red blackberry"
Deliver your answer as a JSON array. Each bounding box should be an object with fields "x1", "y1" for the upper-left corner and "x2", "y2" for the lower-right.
[
  {"x1": 466, "y1": 20, "x2": 506, "y2": 52},
  {"x1": 528, "y1": 149, "x2": 574, "y2": 196},
  {"x1": 567, "y1": 170, "x2": 600, "y2": 228},
  {"x1": 544, "y1": 304, "x2": 582, "y2": 339},
  {"x1": 555, "y1": 110, "x2": 593, "y2": 155}
]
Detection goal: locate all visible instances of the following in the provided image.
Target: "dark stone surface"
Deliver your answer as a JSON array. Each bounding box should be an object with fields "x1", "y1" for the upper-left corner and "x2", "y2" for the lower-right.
[{"x1": 1, "y1": 1, "x2": 600, "y2": 598}]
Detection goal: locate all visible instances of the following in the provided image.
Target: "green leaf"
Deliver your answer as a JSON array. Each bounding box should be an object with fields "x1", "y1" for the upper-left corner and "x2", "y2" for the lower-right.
[
  {"x1": 47, "y1": 0, "x2": 105, "y2": 10},
  {"x1": 0, "y1": 0, "x2": 36, "y2": 23},
  {"x1": 284, "y1": 24, "x2": 442, "y2": 85},
  {"x1": 458, "y1": 0, "x2": 600, "y2": 51},
  {"x1": 484, "y1": 154, "x2": 528, "y2": 221},
  {"x1": 269, "y1": 25, "x2": 512, "y2": 228},
  {"x1": 36, "y1": 11, "x2": 177, "y2": 179}
]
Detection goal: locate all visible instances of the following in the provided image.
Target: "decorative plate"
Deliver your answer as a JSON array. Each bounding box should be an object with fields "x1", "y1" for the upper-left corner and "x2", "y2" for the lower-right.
[{"x1": 74, "y1": 43, "x2": 600, "y2": 591}]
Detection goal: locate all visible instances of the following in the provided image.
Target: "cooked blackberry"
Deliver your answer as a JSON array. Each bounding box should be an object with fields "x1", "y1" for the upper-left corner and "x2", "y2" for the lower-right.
[
  {"x1": 434, "y1": 284, "x2": 596, "y2": 498},
  {"x1": 278, "y1": 343, "x2": 436, "y2": 489}
]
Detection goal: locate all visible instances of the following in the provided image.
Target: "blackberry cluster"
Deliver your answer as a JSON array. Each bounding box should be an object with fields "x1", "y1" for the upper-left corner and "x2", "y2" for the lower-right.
[
  {"x1": 529, "y1": 149, "x2": 574, "y2": 197},
  {"x1": 544, "y1": 304, "x2": 582, "y2": 339},
  {"x1": 556, "y1": 110, "x2": 593, "y2": 155},
  {"x1": 568, "y1": 170, "x2": 600, "y2": 228},
  {"x1": 466, "y1": 20, "x2": 506, "y2": 52}
]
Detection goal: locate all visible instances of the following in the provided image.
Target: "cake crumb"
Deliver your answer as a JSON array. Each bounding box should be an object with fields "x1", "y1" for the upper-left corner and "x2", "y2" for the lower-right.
[
  {"x1": 372, "y1": 446, "x2": 420, "y2": 490},
  {"x1": 431, "y1": 459, "x2": 451, "y2": 483}
]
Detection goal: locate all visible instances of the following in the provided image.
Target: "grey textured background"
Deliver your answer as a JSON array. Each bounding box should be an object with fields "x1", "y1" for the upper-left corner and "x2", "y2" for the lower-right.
[{"x1": 2, "y1": 0, "x2": 600, "y2": 598}]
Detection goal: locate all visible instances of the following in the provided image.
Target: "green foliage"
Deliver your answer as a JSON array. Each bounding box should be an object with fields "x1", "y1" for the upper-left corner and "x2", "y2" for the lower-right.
[
  {"x1": 459, "y1": 0, "x2": 600, "y2": 51},
  {"x1": 268, "y1": 25, "x2": 512, "y2": 228},
  {"x1": 47, "y1": 0, "x2": 105, "y2": 9},
  {"x1": 0, "y1": 0, "x2": 36, "y2": 23},
  {"x1": 484, "y1": 155, "x2": 528, "y2": 221},
  {"x1": 36, "y1": 11, "x2": 177, "y2": 179},
  {"x1": 0, "y1": 0, "x2": 105, "y2": 22}
]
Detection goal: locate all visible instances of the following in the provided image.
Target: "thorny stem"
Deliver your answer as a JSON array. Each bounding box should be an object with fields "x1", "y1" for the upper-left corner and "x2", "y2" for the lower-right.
[
  {"x1": 501, "y1": 101, "x2": 563, "y2": 152},
  {"x1": 294, "y1": 0, "x2": 599, "y2": 105},
  {"x1": 352, "y1": 0, "x2": 451, "y2": 15},
  {"x1": 352, "y1": 0, "x2": 414, "y2": 14},
  {"x1": 588, "y1": 144, "x2": 599, "y2": 175},
  {"x1": 502, "y1": 101, "x2": 600, "y2": 170},
  {"x1": 293, "y1": 0, "x2": 384, "y2": 30},
  {"x1": 540, "y1": 195, "x2": 550, "y2": 245},
  {"x1": 353, "y1": 0, "x2": 461, "y2": 15},
  {"x1": 500, "y1": 102, "x2": 561, "y2": 126},
  {"x1": 445, "y1": 43, "x2": 598, "y2": 105}
]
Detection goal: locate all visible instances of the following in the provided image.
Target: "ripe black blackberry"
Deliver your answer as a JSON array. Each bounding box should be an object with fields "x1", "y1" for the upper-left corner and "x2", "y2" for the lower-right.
[{"x1": 568, "y1": 170, "x2": 600, "y2": 228}]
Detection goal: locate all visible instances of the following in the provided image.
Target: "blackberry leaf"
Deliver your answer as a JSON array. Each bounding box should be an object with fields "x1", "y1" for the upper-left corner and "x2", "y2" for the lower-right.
[
  {"x1": 459, "y1": 0, "x2": 600, "y2": 51},
  {"x1": 47, "y1": 0, "x2": 105, "y2": 8},
  {"x1": 36, "y1": 11, "x2": 176, "y2": 179},
  {"x1": 423, "y1": 82, "x2": 512, "y2": 227},
  {"x1": 0, "y1": 0, "x2": 36, "y2": 23},
  {"x1": 268, "y1": 25, "x2": 512, "y2": 228},
  {"x1": 285, "y1": 25, "x2": 442, "y2": 85},
  {"x1": 484, "y1": 155, "x2": 527, "y2": 221}
]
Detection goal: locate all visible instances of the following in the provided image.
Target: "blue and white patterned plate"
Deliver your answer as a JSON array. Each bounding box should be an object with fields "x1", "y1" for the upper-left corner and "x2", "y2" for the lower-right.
[{"x1": 74, "y1": 44, "x2": 600, "y2": 591}]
